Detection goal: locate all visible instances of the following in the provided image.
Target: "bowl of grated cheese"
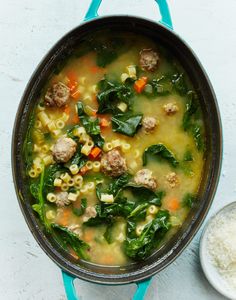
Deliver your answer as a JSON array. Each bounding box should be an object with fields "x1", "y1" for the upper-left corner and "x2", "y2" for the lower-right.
[{"x1": 200, "y1": 202, "x2": 236, "y2": 300}]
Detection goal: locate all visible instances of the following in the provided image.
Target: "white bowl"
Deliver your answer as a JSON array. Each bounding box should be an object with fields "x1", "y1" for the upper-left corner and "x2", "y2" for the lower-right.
[{"x1": 200, "y1": 202, "x2": 236, "y2": 300}]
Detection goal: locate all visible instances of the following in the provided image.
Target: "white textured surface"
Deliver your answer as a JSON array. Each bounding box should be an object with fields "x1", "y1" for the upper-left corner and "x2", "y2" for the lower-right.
[{"x1": 0, "y1": 0, "x2": 234, "y2": 299}]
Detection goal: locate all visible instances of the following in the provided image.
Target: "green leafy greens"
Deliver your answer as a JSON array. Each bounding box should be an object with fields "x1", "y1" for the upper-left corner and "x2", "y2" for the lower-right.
[
  {"x1": 112, "y1": 113, "x2": 143, "y2": 137},
  {"x1": 143, "y1": 143, "x2": 179, "y2": 168}
]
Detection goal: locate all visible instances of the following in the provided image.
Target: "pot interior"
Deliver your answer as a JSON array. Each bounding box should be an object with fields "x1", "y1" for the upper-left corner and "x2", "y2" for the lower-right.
[{"x1": 12, "y1": 16, "x2": 222, "y2": 284}]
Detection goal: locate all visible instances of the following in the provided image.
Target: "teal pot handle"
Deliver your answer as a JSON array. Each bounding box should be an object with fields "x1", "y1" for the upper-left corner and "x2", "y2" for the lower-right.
[
  {"x1": 84, "y1": 0, "x2": 173, "y2": 29},
  {"x1": 62, "y1": 271, "x2": 152, "y2": 300}
]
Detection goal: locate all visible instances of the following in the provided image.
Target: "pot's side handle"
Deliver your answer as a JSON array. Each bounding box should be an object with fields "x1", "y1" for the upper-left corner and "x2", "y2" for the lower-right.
[
  {"x1": 84, "y1": 0, "x2": 173, "y2": 29},
  {"x1": 62, "y1": 271, "x2": 152, "y2": 300}
]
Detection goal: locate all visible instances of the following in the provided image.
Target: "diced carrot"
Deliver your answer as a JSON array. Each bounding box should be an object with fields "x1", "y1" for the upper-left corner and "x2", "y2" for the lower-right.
[
  {"x1": 83, "y1": 229, "x2": 94, "y2": 242},
  {"x1": 90, "y1": 65, "x2": 104, "y2": 73},
  {"x1": 66, "y1": 70, "x2": 77, "y2": 83},
  {"x1": 63, "y1": 105, "x2": 71, "y2": 115},
  {"x1": 71, "y1": 89, "x2": 80, "y2": 99},
  {"x1": 89, "y1": 147, "x2": 102, "y2": 160},
  {"x1": 59, "y1": 209, "x2": 70, "y2": 227},
  {"x1": 134, "y1": 76, "x2": 148, "y2": 93},
  {"x1": 80, "y1": 166, "x2": 89, "y2": 175},
  {"x1": 100, "y1": 117, "x2": 110, "y2": 128},
  {"x1": 167, "y1": 198, "x2": 180, "y2": 211},
  {"x1": 72, "y1": 114, "x2": 79, "y2": 124},
  {"x1": 67, "y1": 80, "x2": 78, "y2": 93}
]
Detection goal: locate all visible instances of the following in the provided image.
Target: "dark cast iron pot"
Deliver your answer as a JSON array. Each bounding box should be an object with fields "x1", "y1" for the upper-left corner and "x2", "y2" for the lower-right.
[{"x1": 12, "y1": 0, "x2": 222, "y2": 299}]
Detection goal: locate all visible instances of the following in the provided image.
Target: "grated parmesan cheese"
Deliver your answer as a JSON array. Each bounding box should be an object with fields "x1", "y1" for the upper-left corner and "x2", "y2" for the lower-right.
[{"x1": 207, "y1": 206, "x2": 236, "y2": 291}]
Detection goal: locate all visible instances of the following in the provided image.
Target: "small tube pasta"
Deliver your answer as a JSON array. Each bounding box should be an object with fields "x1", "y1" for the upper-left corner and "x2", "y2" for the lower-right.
[
  {"x1": 61, "y1": 183, "x2": 69, "y2": 191},
  {"x1": 68, "y1": 193, "x2": 78, "y2": 202},
  {"x1": 67, "y1": 178, "x2": 75, "y2": 187},
  {"x1": 134, "y1": 149, "x2": 140, "y2": 158},
  {"x1": 51, "y1": 129, "x2": 61, "y2": 138},
  {"x1": 87, "y1": 182, "x2": 95, "y2": 192},
  {"x1": 120, "y1": 73, "x2": 129, "y2": 83},
  {"x1": 84, "y1": 105, "x2": 97, "y2": 116},
  {"x1": 69, "y1": 164, "x2": 79, "y2": 175},
  {"x1": 117, "y1": 102, "x2": 127, "y2": 112},
  {"x1": 73, "y1": 126, "x2": 86, "y2": 138},
  {"x1": 47, "y1": 193, "x2": 57, "y2": 203},
  {"x1": 43, "y1": 155, "x2": 54, "y2": 166},
  {"x1": 41, "y1": 144, "x2": 49, "y2": 153},
  {"x1": 35, "y1": 120, "x2": 42, "y2": 129},
  {"x1": 103, "y1": 142, "x2": 113, "y2": 152},
  {"x1": 83, "y1": 93, "x2": 92, "y2": 102},
  {"x1": 126, "y1": 65, "x2": 137, "y2": 79},
  {"x1": 47, "y1": 121, "x2": 56, "y2": 132},
  {"x1": 55, "y1": 119, "x2": 65, "y2": 129},
  {"x1": 111, "y1": 139, "x2": 121, "y2": 148},
  {"x1": 81, "y1": 140, "x2": 94, "y2": 156},
  {"x1": 79, "y1": 133, "x2": 90, "y2": 143},
  {"x1": 54, "y1": 178, "x2": 62, "y2": 187},
  {"x1": 38, "y1": 111, "x2": 50, "y2": 127},
  {"x1": 147, "y1": 205, "x2": 159, "y2": 215},
  {"x1": 86, "y1": 161, "x2": 93, "y2": 170},
  {"x1": 74, "y1": 182, "x2": 83, "y2": 189},
  {"x1": 33, "y1": 144, "x2": 41, "y2": 153},
  {"x1": 100, "y1": 193, "x2": 114, "y2": 203},
  {"x1": 121, "y1": 142, "x2": 131, "y2": 152},
  {"x1": 60, "y1": 173, "x2": 72, "y2": 183},
  {"x1": 28, "y1": 169, "x2": 38, "y2": 178},
  {"x1": 92, "y1": 161, "x2": 101, "y2": 172},
  {"x1": 136, "y1": 225, "x2": 144, "y2": 236},
  {"x1": 36, "y1": 103, "x2": 45, "y2": 112},
  {"x1": 33, "y1": 130, "x2": 44, "y2": 144},
  {"x1": 80, "y1": 185, "x2": 88, "y2": 194},
  {"x1": 74, "y1": 174, "x2": 83, "y2": 185},
  {"x1": 46, "y1": 210, "x2": 56, "y2": 220}
]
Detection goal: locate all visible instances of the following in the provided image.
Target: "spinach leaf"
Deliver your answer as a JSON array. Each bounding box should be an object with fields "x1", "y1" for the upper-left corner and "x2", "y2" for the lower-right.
[
  {"x1": 182, "y1": 91, "x2": 205, "y2": 151},
  {"x1": 43, "y1": 164, "x2": 66, "y2": 196},
  {"x1": 150, "y1": 76, "x2": 172, "y2": 96},
  {"x1": 70, "y1": 144, "x2": 87, "y2": 168},
  {"x1": 112, "y1": 113, "x2": 143, "y2": 137},
  {"x1": 23, "y1": 114, "x2": 35, "y2": 169},
  {"x1": 183, "y1": 150, "x2": 193, "y2": 162},
  {"x1": 125, "y1": 183, "x2": 164, "y2": 207},
  {"x1": 72, "y1": 198, "x2": 87, "y2": 217},
  {"x1": 77, "y1": 102, "x2": 104, "y2": 147},
  {"x1": 103, "y1": 221, "x2": 115, "y2": 244},
  {"x1": 128, "y1": 203, "x2": 149, "y2": 221},
  {"x1": 108, "y1": 173, "x2": 132, "y2": 197},
  {"x1": 182, "y1": 193, "x2": 196, "y2": 208},
  {"x1": 143, "y1": 143, "x2": 179, "y2": 168},
  {"x1": 124, "y1": 210, "x2": 171, "y2": 260},
  {"x1": 97, "y1": 78, "x2": 133, "y2": 114},
  {"x1": 171, "y1": 73, "x2": 188, "y2": 96},
  {"x1": 51, "y1": 223, "x2": 90, "y2": 260}
]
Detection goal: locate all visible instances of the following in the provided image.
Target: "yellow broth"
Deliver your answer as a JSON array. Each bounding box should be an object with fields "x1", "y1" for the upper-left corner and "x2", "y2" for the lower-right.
[{"x1": 25, "y1": 33, "x2": 205, "y2": 266}]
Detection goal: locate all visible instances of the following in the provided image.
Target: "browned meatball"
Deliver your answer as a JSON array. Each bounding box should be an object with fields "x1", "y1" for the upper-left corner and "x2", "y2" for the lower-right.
[
  {"x1": 55, "y1": 192, "x2": 70, "y2": 207},
  {"x1": 163, "y1": 103, "x2": 179, "y2": 115},
  {"x1": 52, "y1": 137, "x2": 77, "y2": 163},
  {"x1": 45, "y1": 82, "x2": 70, "y2": 107},
  {"x1": 134, "y1": 169, "x2": 157, "y2": 190},
  {"x1": 139, "y1": 49, "x2": 159, "y2": 72},
  {"x1": 142, "y1": 117, "x2": 157, "y2": 134},
  {"x1": 101, "y1": 148, "x2": 127, "y2": 177}
]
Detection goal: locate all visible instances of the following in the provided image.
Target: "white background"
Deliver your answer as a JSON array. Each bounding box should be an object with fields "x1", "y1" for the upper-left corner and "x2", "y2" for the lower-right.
[{"x1": 0, "y1": 0, "x2": 234, "y2": 299}]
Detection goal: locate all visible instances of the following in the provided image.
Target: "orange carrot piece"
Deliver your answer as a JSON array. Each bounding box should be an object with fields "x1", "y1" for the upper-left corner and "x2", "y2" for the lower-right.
[
  {"x1": 66, "y1": 70, "x2": 77, "y2": 83},
  {"x1": 90, "y1": 65, "x2": 104, "y2": 73},
  {"x1": 59, "y1": 210, "x2": 70, "y2": 227},
  {"x1": 89, "y1": 147, "x2": 102, "y2": 160},
  {"x1": 167, "y1": 198, "x2": 180, "y2": 211},
  {"x1": 134, "y1": 76, "x2": 148, "y2": 93},
  {"x1": 100, "y1": 117, "x2": 110, "y2": 128},
  {"x1": 80, "y1": 166, "x2": 89, "y2": 175},
  {"x1": 83, "y1": 229, "x2": 94, "y2": 242},
  {"x1": 72, "y1": 114, "x2": 79, "y2": 124},
  {"x1": 63, "y1": 105, "x2": 71, "y2": 115}
]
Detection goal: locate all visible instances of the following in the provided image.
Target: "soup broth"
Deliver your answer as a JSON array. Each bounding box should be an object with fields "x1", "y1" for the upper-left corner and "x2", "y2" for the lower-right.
[{"x1": 24, "y1": 32, "x2": 205, "y2": 266}]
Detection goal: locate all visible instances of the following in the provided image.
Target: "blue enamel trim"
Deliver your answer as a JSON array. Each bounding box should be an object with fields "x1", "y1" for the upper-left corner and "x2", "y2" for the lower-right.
[
  {"x1": 62, "y1": 270, "x2": 152, "y2": 300},
  {"x1": 84, "y1": 0, "x2": 173, "y2": 30},
  {"x1": 62, "y1": 271, "x2": 78, "y2": 300}
]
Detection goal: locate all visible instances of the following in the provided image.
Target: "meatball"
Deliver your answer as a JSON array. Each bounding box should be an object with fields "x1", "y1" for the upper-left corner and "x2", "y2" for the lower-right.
[
  {"x1": 163, "y1": 102, "x2": 179, "y2": 115},
  {"x1": 134, "y1": 169, "x2": 157, "y2": 190},
  {"x1": 52, "y1": 137, "x2": 77, "y2": 163},
  {"x1": 101, "y1": 148, "x2": 127, "y2": 177},
  {"x1": 55, "y1": 192, "x2": 70, "y2": 207},
  {"x1": 142, "y1": 117, "x2": 157, "y2": 134},
  {"x1": 166, "y1": 172, "x2": 179, "y2": 188},
  {"x1": 68, "y1": 224, "x2": 83, "y2": 236},
  {"x1": 139, "y1": 48, "x2": 159, "y2": 72},
  {"x1": 45, "y1": 82, "x2": 70, "y2": 107}
]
